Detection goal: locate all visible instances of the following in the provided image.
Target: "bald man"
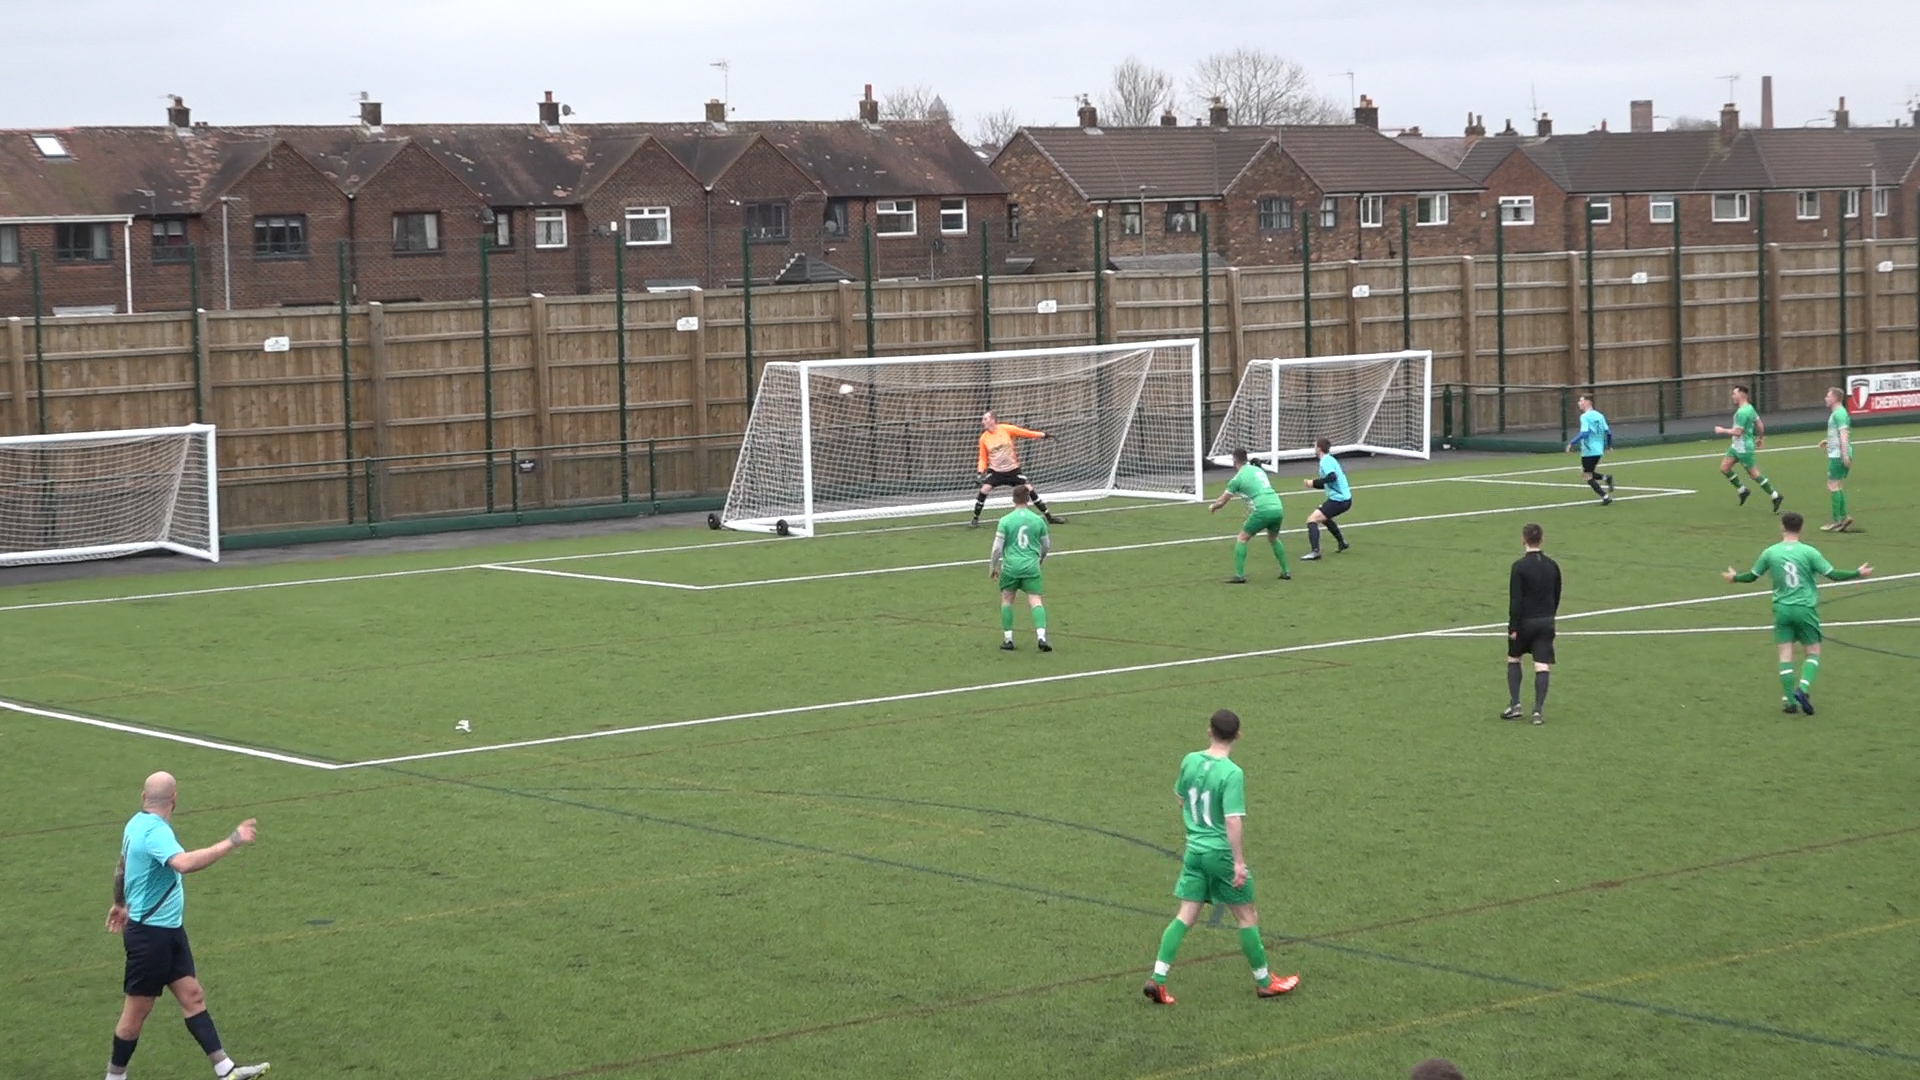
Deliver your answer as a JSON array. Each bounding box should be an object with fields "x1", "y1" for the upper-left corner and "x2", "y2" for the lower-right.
[{"x1": 104, "y1": 772, "x2": 268, "y2": 1080}]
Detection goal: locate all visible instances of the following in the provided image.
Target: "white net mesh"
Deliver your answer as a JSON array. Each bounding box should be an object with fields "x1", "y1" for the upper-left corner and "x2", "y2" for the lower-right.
[
  {"x1": 724, "y1": 341, "x2": 1201, "y2": 533},
  {"x1": 1209, "y1": 351, "x2": 1431, "y2": 466},
  {"x1": 0, "y1": 425, "x2": 218, "y2": 565}
]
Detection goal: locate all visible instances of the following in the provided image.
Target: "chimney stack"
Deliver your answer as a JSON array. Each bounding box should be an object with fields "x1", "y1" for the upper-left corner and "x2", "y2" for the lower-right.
[
  {"x1": 539, "y1": 91, "x2": 561, "y2": 128},
  {"x1": 1208, "y1": 98, "x2": 1229, "y2": 127},
  {"x1": 1353, "y1": 94, "x2": 1378, "y2": 129},
  {"x1": 1630, "y1": 100, "x2": 1653, "y2": 133},
  {"x1": 1834, "y1": 96, "x2": 1849, "y2": 130},
  {"x1": 359, "y1": 98, "x2": 383, "y2": 129},
  {"x1": 1535, "y1": 113, "x2": 1552, "y2": 137},
  {"x1": 1761, "y1": 75, "x2": 1774, "y2": 129},
  {"x1": 858, "y1": 84, "x2": 880, "y2": 124},
  {"x1": 167, "y1": 95, "x2": 190, "y2": 130},
  {"x1": 1464, "y1": 112, "x2": 1486, "y2": 137},
  {"x1": 1720, "y1": 103, "x2": 1739, "y2": 137},
  {"x1": 1078, "y1": 100, "x2": 1099, "y2": 128},
  {"x1": 1159, "y1": 108, "x2": 1178, "y2": 127},
  {"x1": 705, "y1": 99, "x2": 726, "y2": 124}
]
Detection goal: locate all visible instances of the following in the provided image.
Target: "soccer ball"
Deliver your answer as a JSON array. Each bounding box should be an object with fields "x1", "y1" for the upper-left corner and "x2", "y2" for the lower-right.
[{"x1": 839, "y1": 383, "x2": 854, "y2": 395}]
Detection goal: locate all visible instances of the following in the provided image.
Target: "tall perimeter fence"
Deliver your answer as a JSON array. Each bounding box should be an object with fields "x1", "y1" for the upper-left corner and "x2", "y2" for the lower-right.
[{"x1": 2, "y1": 223, "x2": 1916, "y2": 541}]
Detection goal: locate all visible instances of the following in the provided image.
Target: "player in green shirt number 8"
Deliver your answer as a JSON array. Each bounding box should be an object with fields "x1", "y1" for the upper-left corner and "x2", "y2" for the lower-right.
[
  {"x1": 1142, "y1": 710, "x2": 1299, "y2": 1005},
  {"x1": 1207, "y1": 448, "x2": 1290, "y2": 584},
  {"x1": 1713, "y1": 384, "x2": 1782, "y2": 511},
  {"x1": 989, "y1": 485, "x2": 1051, "y2": 651},
  {"x1": 1722, "y1": 511, "x2": 1872, "y2": 716}
]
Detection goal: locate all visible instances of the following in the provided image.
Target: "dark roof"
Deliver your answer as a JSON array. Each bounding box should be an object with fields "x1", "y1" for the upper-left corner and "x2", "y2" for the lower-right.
[
  {"x1": 0, "y1": 127, "x2": 271, "y2": 216},
  {"x1": 1454, "y1": 136, "x2": 1533, "y2": 183},
  {"x1": 1007, "y1": 127, "x2": 1278, "y2": 201},
  {"x1": 1108, "y1": 253, "x2": 1228, "y2": 272},
  {"x1": 1279, "y1": 125, "x2": 1482, "y2": 193},
  {"x1": 724, "y1": 121, "x2": 1003, "y2": 198},
  {"x1": 1486, "y1": 128, "x2": 1920, "y2": 194},
  {"x1": 774, "y1": 252, "x2": 854, "y2": 284},
  {"x1": 1395, "y1": 135, "x2": 1472, "y2": 169}
]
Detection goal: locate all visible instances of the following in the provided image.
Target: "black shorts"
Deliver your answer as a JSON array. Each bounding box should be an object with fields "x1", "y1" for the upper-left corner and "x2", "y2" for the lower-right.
[
  {"x1": 1508, "y1": 620, "x2": 1556, "y2": 664},
  {"x1": 123, "y1": 921, "x2": 195, "y2": 997},
  {"x1": 981, "y1": 469, "x2": 1030, "y2": 489},
  {"x1": 1317, "y1": 498, "x2": 1352, "y2": 520},
  {"x1": 1581, "y1": 455, "x2": 1602, "y2": 473}
]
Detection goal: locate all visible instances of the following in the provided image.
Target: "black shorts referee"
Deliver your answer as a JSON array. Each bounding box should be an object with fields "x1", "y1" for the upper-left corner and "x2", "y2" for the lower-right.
[{"x1": 1504, "y1": 522, "x2": 1561, "y2": 724}]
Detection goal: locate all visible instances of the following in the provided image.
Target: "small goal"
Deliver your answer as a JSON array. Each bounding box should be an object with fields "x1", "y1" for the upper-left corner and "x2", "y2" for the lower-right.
[
  {"x1": 0, "y1": 423, "x2": 220, "y2": 565},
  {"x1": 1208, "y1": 351, "x2": 1432, "y2": 468},
  {"x1": 721, "y1": 340, "x2": 1204, "y2": 535}
]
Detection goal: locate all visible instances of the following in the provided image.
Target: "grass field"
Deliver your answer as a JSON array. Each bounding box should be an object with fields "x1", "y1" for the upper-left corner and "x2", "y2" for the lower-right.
[{"x1": 5, "y1": 425, "x2": 1919, "y2": 1080}]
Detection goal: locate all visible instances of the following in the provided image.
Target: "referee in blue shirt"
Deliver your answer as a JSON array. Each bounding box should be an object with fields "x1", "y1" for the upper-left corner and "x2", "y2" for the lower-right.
[
  {"x1": 1566, "y1": 394, "x2": 1614, "y2": 505},
  {"x1": 1299, "y1": 437, "x2": 1352, "y2": 560},
  {"x1": 104, "y1": 772, "x2": 269, "y2": 1080}
]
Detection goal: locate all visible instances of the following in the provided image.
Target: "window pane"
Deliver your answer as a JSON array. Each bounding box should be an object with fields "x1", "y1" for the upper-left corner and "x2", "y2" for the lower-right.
[{"x1": 0, "y1": 225, "x2": 17, "y2": 264}]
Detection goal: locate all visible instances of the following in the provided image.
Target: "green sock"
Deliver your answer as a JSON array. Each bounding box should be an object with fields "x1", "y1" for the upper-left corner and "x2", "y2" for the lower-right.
[
  {"x1": 1799, "y1": 657, "x2": 1819, "y2": 692},
  {"x1": 1758, "y1": 475, "x2": 1777, "y2": 496},
  {"x1": 1270, "y1": 538, "x2": 1289, "y2": 575},
  {"x1": 1031, "y1": 605, "x2": 1047, "y2": 631},
  {"x1": 1833, "y1": 489, "x2": 1847, "y2": 520},
  {"x1": 1153, "y1": 918, "x2": 1189, "y2": 982},
  {"x1": 1000, "y1": 604, "x2": 1014, "y2": 631},
  {"x1": 1238, "y1": 926, "x2": 1269, "y2": 978},
  {"x1": 1234, "y1": 541, "x2": 1248, "y2": 577},
  {"x1": 1779, "y1": 664, "x2": 1797, "y2": 699},
  {"x1": 1726, "y1": 470, "x2": 1745, "y2": 490}
]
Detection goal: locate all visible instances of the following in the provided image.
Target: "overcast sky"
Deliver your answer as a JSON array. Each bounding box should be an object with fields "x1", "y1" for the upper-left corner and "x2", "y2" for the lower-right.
[{"x1": 5, "y1": 0, "x2": 1917, "y2": 137}]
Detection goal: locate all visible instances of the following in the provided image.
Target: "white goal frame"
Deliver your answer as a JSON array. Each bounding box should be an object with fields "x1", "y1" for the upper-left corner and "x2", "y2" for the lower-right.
[
  {"x1": 0, "y1": 422, "x2": 220, "y2": 565},
  {"x1": 1207, "y1": 350, "x2": 1432, "y2": 468},
  {"x1": 723, "y1": 340, "x2": 1205, "y2": 535}
]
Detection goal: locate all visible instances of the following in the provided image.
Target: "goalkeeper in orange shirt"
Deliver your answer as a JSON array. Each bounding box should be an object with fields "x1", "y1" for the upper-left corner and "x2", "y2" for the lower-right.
[{"x1": 972, "y1": 412, "x2": 1067, "y2": 528}]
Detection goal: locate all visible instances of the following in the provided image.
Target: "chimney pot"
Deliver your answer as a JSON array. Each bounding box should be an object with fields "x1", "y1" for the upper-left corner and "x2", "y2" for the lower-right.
[
  {"x1": 1078, "y1": 102, "x2": 1100, "y2": 129},
  {"x1": 539, "y1": 93, "x2": 561, "y2": 127},
  {"x1": 1535, "y1": 113, "x2": 1553, "y2": 137},
  {"x1": 1159, "y1": 109, "x2": 1178, "y2": 127},
  {"x1": 705, "y1": 99, "x2": 727, "y2": 124},
  {"x1": 1353, "y1": 94, "x2": 1379, "y2": 129},
  {"x1": 858, "y1": 85, "x2": 880, "y2": 124},
  {"x1": 1720, "y1": 102, "x2": 1740, "y2": 137},
  {"x1": 1834, "y1": 96, "x2": 1849, "y2": 130},
  {"x1": 1208, "y1": 98, "x2": 1229, "y2": 127},
  {"x1": 360, "y1": 99, "x2": 383, "y2": 129},
  {"x1": 1464, "y1": 112, "x2": 1486, "y2": 137},
  {"x1": 167, "y1": 95, "x2": 190, "y2": 130},
  {"x1": 1630, "y1": 99, "x2": 1653, "y2": 133}
]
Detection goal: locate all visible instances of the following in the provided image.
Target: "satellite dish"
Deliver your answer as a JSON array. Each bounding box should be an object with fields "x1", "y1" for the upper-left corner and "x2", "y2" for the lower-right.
[{"x1": 561, "y1": 104, "x2": 574, "y2": 117}]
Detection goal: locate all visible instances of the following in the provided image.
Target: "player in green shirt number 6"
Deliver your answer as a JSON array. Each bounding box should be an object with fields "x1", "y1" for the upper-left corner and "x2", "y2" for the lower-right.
[
  {"x1": 1819, "y1": 387, "x2": 1854, "y2": 532},
  {"x1": 1208, "y1": 447, "x2": 1290, "y2": 584},
  {"x1": 1143, "y1": 709, "x2": 1299, "y2": 1005},
  {"x1": 1722, "y1": 511, "x2": 1871, "y2": 715},
  {"x1": 990, "y1": 485, "x2": 1051, "y2": 651},
  {"x1": 1713, "y1": 384, "x2": 1782, "y2": 511}
]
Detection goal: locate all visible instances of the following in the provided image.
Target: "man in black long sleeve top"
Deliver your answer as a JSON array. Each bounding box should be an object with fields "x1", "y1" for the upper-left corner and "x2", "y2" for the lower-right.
[{"x1": 1504, "y1": 522, "x2": 1561, "y2": 724}]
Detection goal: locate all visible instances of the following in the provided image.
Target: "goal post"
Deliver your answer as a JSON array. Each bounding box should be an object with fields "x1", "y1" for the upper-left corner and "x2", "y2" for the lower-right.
[
  {"x1": 1208, "y1": 350, "x2": 1432, "y2": 468},
  {"x1": 722, "y1": 340, "x2": 1204, "y2": 535},
  {"x1": 0, "y1": 423, "x2": 220, "y2": 565}
]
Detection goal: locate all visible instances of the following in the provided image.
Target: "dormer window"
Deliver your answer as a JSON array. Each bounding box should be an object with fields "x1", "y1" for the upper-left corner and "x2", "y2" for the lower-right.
[{"x1": 31, "y1": 134, "x2": 70, "y2": 158}]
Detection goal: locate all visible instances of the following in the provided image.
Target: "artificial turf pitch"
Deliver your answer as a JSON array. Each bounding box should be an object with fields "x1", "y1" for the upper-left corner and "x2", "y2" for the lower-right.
[{"x1": 3, "y1": 425, "x2": 1917, "y2": 1079}]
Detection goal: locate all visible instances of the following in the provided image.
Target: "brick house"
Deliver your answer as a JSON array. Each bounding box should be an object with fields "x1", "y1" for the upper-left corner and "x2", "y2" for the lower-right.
[{"x1": 992, "y1": 102, "x2": 1486, "y2": 273}]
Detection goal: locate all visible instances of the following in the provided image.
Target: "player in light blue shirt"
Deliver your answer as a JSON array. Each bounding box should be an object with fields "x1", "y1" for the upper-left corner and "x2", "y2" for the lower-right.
[
  {"x1": 1299, "y1": 437, "x2": 1352, "y2": 561},
  {"x1": 1564, "y1": 393, "x2": 1614, "y2": 506}
]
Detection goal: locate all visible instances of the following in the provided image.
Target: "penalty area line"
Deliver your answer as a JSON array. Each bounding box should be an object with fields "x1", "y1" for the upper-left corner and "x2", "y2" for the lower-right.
[
  {"x1": 0, "y1": 697, "x2": 343, "y2": 770},
  {"x1": 1434, "y1": 615, "x2": 1920, "y2": 638}
]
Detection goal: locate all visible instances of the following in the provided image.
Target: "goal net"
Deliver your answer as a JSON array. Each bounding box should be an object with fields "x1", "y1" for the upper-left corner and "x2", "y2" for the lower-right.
[
  {"x1": 722, "y1": 340, "x2": 1203, "y2": 535},
  {"x1": 0, "y1": 423, "x2": 220, "y2": 565},
  {"x1": 1208, "y1": 351, "x2": 1432, "y2": 468}
]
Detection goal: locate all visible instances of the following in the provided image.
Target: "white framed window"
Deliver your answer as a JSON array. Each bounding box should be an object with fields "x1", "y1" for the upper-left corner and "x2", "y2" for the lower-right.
[
  {"x1": 1649, "y1": 195, "x2": 1675, "y2": 223},
  {"x1": 1795, "y1": 191, "x2": 1820, "y2": 220},
  {"x1": 1318, "y1": 196, "x2": 1337, "y2": 229},
  {"x1": 1359, "y1": 194, "x2": 1384, "y2": 228},
  {"x1": 489, "y1": 210, "x2": 512, "y2": 249},
  {"x1": 534, "y1": 209, "x2": 568, "y2": 249},
  {"x1": 0, "y1": 224, "x2": 17, "y2": 264},
  {"x1": 1586, "y1": 197, "x2": 1612, "y2": 225},
  {"x1": 1498, "y1": 195, "x2": 1534, "y2": 225},
  {"x1": 30, "y1": 133, "x2": 70, "y2": 158},
  {"x1": 625, "y1": 206, "x2": 671, "y2": 245},
  {"x1": 1873, "y1": 187, "x2": 1889, "y2": 218},
  {"x1": 1416, "y1": 193, "x2": 1448, "y2": 226},
  {"x1": 1711, "y1": 192, "x2": 1749, "y2": 222},
  {"x1": 939, "y1": 197, "x2": 967, "y2": 234},
  {"x1": 1841, "y1": 190, "x2": 1859, "y2": 219},
  {"x1": 1121, "y1": 204, "x2": 1142, "y2": 236},
  {"x1": 876, "y1": 199, "x2": 917, "y2": 236}
]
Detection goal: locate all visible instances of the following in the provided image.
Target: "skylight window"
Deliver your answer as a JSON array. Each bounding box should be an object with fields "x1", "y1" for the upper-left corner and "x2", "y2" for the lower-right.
[{"x1": 31, "y1": 134, "x2": 70, "y2": 158}]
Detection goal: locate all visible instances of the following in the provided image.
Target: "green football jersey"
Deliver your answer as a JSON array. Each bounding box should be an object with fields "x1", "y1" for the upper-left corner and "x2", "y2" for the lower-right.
[
  {"x1": 1174, "y1": 750, "x2": 1246, "y2": 855},
  {"x1": 1730, "y1": 403, "x2": 1760, "y2": 453},
  {"x1": 1225, "y1": 463, "x2": 1283, "y2": 513},
  {"x1": 1827, "y1": 405, "x2": 1850, "y2": 459},
  {"x1": 995, "y1": 506, "x2": 1048, "y2": 576},
  {"x1": 1750, "y1": 540, "x2": 1835, "y2": 610}
]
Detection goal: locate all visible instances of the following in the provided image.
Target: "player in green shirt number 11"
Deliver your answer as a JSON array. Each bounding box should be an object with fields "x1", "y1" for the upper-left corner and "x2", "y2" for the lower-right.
[{"x1": 1722, "y1": 511, "x2": 1871, "y2": 716}]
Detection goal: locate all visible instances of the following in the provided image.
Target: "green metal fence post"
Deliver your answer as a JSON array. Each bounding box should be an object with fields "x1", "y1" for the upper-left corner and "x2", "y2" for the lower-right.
[
  {"x1": 1093, "y1": 212, "x2": 1106, "y2": 345},
  {"x1": 1584, "y1": 208, "x2": 1596, "y2": 387},
  {"x1": 510, "y1": 446, "x2": 520, "y2": 517},
  {"x1": 1559, "y1": 386, "x2": 1570, "y2": 445},
  {"x1": 1199, "y1": 212, "x2": 1212, "y2": 447},
  {"x1": 1657, "y1": 377, "x2": 1667, "y2": 435},
  {"x1": 1495, "y1": 214, "x2": 1507, "y2": 433},
  {"x1": 1400, "y1": 205, "x2": 1412, "y2": 351},
  {"x1": 1837, "y1": 202, "x2": 1849, "y2": 380},
  {"x1": 189, "y1": 247, "x2": 204, "y2": 423},
  {"x1": 1755, "y1": 193, "x2": 1768, "y2": 410},
  {"x1": 615, "y1": 231, "x2": 630, "y2": 502},
  {"x1": 480, "y1": 233, "x2": 496, "y2": 513},
  {"x1": 741, "y1": 227, "x2": 755, "y2": 405},
  {"x1": 862, "y1": 223, "x2": 876, "y2": 358},
  {"x1": 1671, "y1": 203, "x2": 1683, "y2": 417},
  {"x1": 364, "y1": 456, "x2": 376, "y2": 524},
  {"x1": 979, "y1": 218, "x2": 993, "y2": 352},
  {"x1": 647, "y1": 438, "x2": 658, "y2": 513},
  {"x1": 339, "y1": 240, "x2": 355, "y2": 524},
  {"x1": 1301, "y1": 216, "x2": 1314, "y2": 358},
  {"x1": 31, "y1": 252, "x2": 46, "y2": 434}
]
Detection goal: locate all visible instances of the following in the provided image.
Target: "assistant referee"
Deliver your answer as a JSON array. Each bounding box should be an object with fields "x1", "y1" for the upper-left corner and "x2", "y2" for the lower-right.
[{"x1": 1504, "y1": 522, "x2": 1561, "y2": 725}]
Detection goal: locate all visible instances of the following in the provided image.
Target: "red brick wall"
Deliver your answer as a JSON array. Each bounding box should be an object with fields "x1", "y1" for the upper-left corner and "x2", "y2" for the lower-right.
[
  {"x1": 348, "y1": 142, "x2": 488, "y2": 303},
  {"x1": 220, "y1": 142, "x2": 353, "y2": 308},
  {"x1": 994, "y1": 134, "x2": 1099, "y2": 273},
  {"x1": 711, "y1": 139, "x2": 828, "y2": 285},
  {"x1": 580, "y1": 140, "x2": 709, "y2": 290},
  {"x1": 0, "y1": 222, "x2": 129, "y2": 317}
]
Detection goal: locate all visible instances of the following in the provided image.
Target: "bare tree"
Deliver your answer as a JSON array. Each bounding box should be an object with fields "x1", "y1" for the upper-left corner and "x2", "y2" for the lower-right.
[
  {"x1": 1187, "y1": 49, "x2": 1345, "y2": 125},
  {"x1": 1098, "y1": 56, "x2": 1177, "y2": 127},
  {"x1": 881, "y1": 84, "x2": 951, "y2": 124},
  {"x1": 972, "y1": 107, "x2": 1022, "y2": 149},
  {"x1": 1667, "y1": 115, "x2": 1717, "y2": 130}
]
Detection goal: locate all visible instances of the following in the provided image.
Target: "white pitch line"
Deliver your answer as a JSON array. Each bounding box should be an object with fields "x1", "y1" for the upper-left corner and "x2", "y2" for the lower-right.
[
  {"x1": 0, "y1": 698, "x2": 342, "y2": 770},
  {"x1": 1435, "y1": 616, "x2": 1920, "y2": 638},
  {"x1": 481, "y1": 564, "x2": 705, "y2": 590}
]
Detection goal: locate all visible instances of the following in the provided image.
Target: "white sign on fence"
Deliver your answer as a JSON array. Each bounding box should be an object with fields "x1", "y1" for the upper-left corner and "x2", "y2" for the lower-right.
[
  {"x1": 1036, "y1": 299, "x2": 1059, "y2": 314},
  {"x1": 1630, "y1": 271, "x2": 1650, "y2": 286},
  {"x1": 675, "y1": 316, "x2": 700, "y2": 332},
  {"x1": 1877, "y1": 260, "x2": 1895, "y2": 274},
  {"x1": 263, "y1": 336, "x2": 291, "y2": 353},
  {"x1": 1350, "y1": 284, "x2": 1371, "y2": 299}
]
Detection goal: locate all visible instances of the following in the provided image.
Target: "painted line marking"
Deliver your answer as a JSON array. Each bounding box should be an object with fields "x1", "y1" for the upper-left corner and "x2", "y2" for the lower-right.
[
  {"x1": 0, "y1": 697, "x2": 343, "y2": 770},
  {"x1": 1435, "y1": 615, "x2": 1920, "y2": 638},
  {"x1": 480, "y1": 564, "x2": 704, "y2": 590}
]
